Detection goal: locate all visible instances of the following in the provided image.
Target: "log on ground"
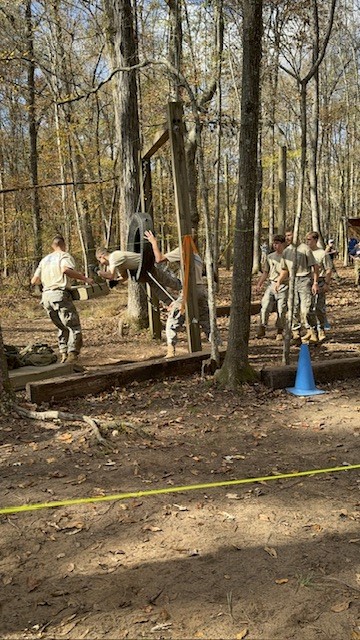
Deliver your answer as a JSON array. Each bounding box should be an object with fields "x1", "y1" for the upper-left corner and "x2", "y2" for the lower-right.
[
  {"x1": 9, "y1": 362, "x2": 74, "y2": 391},
  {"x1": 261, "y1": 356, "x2": 360, "y2": 389},
  {"x1": 27, "y1": 349, "x2": 227, "y2": 405}
]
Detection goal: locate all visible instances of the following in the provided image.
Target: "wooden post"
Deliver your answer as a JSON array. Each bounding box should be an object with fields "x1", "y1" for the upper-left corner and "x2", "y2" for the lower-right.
[
  {"x1": 167, "y1": 101, "x2": 201, "y2": 352},
  {"x1": 278, "y1": 145, "x2": 287, "y2": 235},
  {"x1": 140, "y1": 157, "x2": 162, "y2": 339}
]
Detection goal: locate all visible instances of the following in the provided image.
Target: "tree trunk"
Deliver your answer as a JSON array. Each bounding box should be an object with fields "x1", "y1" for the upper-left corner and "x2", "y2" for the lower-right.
[
  {"x1": 216, "y1": 0, "x2": 263, "y2": 388},
  {"x1": 0, "y1": 322, "x2": 13, "y2": 410},
  {"x1": 104, "y1": 0, "x2": 147, "y2": 328},
  {"x1": 25, "y1": 0, "x2": 42, "y2": 268}
]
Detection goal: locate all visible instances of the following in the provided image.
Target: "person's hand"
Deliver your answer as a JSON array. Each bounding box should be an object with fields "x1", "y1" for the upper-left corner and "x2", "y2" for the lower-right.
[
  {"x1": 274, "y1": 282, "x2": 280, "y2": 293},
  {"x1": 312, "y1": 282, "x2": 319, "y2": 295},
  {"x1": 85, "y1": 276, "x2": 95, "y2": 285},
  {"x1": 98, "y1": 270, "x2": 108, "y2": 279},
  {"x1": 144, "y1": 230, "x2": 156, "y2": 245}
]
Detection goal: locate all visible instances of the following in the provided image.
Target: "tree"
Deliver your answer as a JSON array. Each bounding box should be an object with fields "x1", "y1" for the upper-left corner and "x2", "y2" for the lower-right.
[
  {"x1": 0, "y1": 322, "x2": 12, "y2": 409},
  {"x1": 216, "y1": 0, "x2": 263, "y2": 388},
  {"x1": 104, "y1": 0, "x2": 148, "y2": 328}
]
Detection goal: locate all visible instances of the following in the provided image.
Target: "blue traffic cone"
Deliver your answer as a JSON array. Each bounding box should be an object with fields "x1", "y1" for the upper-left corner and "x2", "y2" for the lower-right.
[{"x1": 286, "y1": 344, "x2": 325, "y2": 396}]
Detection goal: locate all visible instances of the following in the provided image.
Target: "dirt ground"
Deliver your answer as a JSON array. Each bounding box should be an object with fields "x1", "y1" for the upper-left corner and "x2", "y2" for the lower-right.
[{"x1": 0, "y1": 265, "x2": 359, "y2": 640}]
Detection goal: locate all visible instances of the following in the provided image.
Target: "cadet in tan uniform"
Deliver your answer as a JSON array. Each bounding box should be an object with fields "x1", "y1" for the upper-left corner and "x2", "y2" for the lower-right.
[
  {"x1": 256, "y1": 234, "x2": 287, "y2": 340},
  {"x1": 145, "y1": 230, "x2": 210, "y2": 358},
  {"x1": 305, "y1": 231, "x2": 332, "y2": 342},
  {"x1": 31, "y1": 236, "x2": 94, "y2": 362}
]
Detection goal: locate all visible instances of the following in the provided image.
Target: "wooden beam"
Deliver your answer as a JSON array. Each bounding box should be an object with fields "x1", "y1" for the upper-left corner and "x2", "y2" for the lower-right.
[
  {"x1": 261, "y1": 356, "x2": 360, "y2": 389},
  {"x1": 71, "y1": 283, "x2": 109, "y2": 301},
  {"x1": 216, "y1": 302, "x2": 261, "y2": 317},
  {"x1": 26, "y1": 349, "x2": 227, "y2": 405},
  {"x1": 142, "y1": 129, "x2": 169, "y2": 160},
  {"x1": 10, "y1": 362, "x2": 74, "y2": 391},
  {"x1": 167, "y1": 101, "x2": 201, "y2": 353}
]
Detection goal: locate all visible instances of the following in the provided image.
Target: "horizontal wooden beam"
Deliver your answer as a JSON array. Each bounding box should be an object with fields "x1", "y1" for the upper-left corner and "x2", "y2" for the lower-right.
[
  {"x1": 9, "y1": 362, "x2": 74, "y2": 391},
  {"x1": 26, "y1": 349, "x2": 226, "y2": 405},
  {"x1": 142, "y1": 129, "x2": 169, "y2": 160},
  {"x1": 261, "y1": 356, "x2": 360, "y2": 389},
  {"x1": 217, "y1": 302, "x2": 261, "y2": 317}
]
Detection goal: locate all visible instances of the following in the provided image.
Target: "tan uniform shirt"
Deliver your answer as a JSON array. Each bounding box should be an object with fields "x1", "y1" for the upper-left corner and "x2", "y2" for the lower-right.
[
  {"x1": 34, "y1": 251, "x2": 75, "y2": 291},
  {"x1": 264, "y1": 252, "x2": 286, "y2": 283},
  {"x1": 312, "y1": 248, "x2": 332, "y2": 278},
  {"x1": 165, "y1": 247, "x2": 204, "y2": 285},
  {"x1": 108, "y1": 250, "x2": 141, "y2": 276},
  {"x1": 281, "y1": 243, "x2": 316, "y2": 277}
]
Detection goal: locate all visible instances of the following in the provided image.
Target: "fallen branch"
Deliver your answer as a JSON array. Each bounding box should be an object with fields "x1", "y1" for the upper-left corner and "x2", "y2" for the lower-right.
[{"x1": 14, "y1": 405, "x2": 114, "y2": 449}]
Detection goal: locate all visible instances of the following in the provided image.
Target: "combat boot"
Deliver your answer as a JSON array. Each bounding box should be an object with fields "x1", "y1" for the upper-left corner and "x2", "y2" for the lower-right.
[
  {"x1": 67, "y1": 352, "x2": 79, "y2": 363},
  {"x1": 256, "y1": 326, "x2": 266, "y2": 339},
  {"x1": 302, "y1": 328, "x2": 318, "y2": 344},
  {"x1": 60, "y1": 353, "x2": 67, "y2": 364},
  {"x1": 318, "y1": 328, "x2": 326, "y2": 342},
  {"x1": 165, "y1": 345, "x2": 176, "y2": 359},
  {"x1": 291, "y1": 329, "x2": 301, "y2": 346}
]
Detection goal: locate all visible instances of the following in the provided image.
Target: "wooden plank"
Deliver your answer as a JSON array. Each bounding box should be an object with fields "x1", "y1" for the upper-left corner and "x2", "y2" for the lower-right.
[
  {"x1": 167, "y1": 101, "x2": 201, "y2": 353},
  {"x1": 261, "y1": 356, "x2": 360, "y2": 390},
  {"x1": 27, "y1": 349, "x2": 227, "y2": 405},
  {"x1": 71, "y1": 283, "x2": 109, "y2": 301},
  {"x1": 10, "y1": 362, "x2": 74, "y2": 391},
  {"x1": 216, "y1": 302, "x2": 261, "y2": 317},
  {"x1": 142, "y1": 129, "x2": 169, "y2": 160}
]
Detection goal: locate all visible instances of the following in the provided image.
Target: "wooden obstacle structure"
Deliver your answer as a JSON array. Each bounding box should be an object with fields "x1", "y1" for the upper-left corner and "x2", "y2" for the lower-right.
[
  {"x1": 9, "y1": 362, "x2": 75, "y2": 391},
  {"x1": 25, "y1": 352, "x2": 360, "y2": 405},
  {"x1": 70, "y1": 283, "x2": 109, "y2": 301}
]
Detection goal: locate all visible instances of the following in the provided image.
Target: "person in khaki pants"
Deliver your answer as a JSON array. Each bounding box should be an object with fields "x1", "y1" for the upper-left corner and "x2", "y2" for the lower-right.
[
  {"x1": 31, "y1": 236, "x2": 94, "y2": 363},
  {"x1": 256, "y1": 234, "x2": 287, "y2": 341},
  {"x1": 305, "y1": 231, "x2": 332, "y2": 342}
]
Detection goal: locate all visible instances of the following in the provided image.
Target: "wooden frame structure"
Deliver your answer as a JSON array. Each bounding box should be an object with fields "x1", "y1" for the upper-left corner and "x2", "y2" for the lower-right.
[{"x1": 139, "y1": 101, "x2": 201, "y2": 353}]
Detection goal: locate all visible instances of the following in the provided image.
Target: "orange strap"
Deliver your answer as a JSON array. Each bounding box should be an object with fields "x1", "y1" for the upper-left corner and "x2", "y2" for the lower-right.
[{"x1": 181, "y1": 235, "x2": 199, "y2": 313}]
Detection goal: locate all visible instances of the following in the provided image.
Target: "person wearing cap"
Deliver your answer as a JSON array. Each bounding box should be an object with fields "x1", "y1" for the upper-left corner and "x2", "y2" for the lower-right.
[
  {"x1": 31, "y1": 236, "x2": 94, "y2": 363},
  {"x1": 325, "y1": 239, "x2": 340, "y2": 282}
]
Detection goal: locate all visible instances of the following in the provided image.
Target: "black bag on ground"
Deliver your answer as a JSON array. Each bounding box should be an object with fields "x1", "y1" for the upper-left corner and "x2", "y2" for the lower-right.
[{"x1": 5, "y1": 343, "x2": 57, "y2": 368}]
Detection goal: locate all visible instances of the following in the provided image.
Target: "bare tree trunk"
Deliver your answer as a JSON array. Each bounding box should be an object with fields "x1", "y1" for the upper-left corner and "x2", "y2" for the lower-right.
[
  {"x1": 278, "y1": 145, "x2": 287, "y2": 234},
  {"x1": 308, "y1": 0, "x2": 323, "y2": 241},
  {"x1": 224, "y1": 155, "x2": 232, "y2": 270},
  {"x1": 0, "y1": 322, "x2": 13, "y2": 409},
  {"x1": 25, "y1": 0, "x2": 42, "y2": 268},
  {"x1": 104, "y1": 0, "x2": 147, "y2": 327},
  {"x1": 216, "y1": 0, "x2": 263, "y2": 388}
]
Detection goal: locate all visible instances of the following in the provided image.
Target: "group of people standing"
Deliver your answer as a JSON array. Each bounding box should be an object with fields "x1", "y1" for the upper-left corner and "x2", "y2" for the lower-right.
[{"x1": 256, "y1": 230, "x2": 333, "y2": 345}]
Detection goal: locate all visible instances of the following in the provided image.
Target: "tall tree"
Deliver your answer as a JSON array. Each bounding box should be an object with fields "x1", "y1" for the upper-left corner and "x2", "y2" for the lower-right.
[
  {"x1": 104, "y1": 0, "x2": 147, "y2": 327},
  {"x1": 0, "y1": 322, "x2": 12, "y2": 410},
  {"x1": 216, "y1": 0, "x2": 263, "y2": 388}
]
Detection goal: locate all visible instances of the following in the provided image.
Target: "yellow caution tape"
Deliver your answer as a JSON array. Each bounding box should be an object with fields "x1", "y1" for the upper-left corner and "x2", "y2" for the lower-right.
[{"x1": 0, "y1": 464, "x2": 359, "y2": 516}]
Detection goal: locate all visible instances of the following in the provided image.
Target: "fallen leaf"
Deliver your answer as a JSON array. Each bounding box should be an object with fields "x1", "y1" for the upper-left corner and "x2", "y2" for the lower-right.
[
  {"x1": 142, "y1": 525, "x2": 162, "y2": 532},
  {"x1": 275, "y1": 578, "x2": 288, "y2": 584},
  {"x1": 264, "y1": 546, "x2": 277, "y2": 558},
  {"x1": 236, "y1": 629, "x2": 248, "y2": 639},
  {"x1": 331, "y1": 600, "x2": 351, "y2": 613}
]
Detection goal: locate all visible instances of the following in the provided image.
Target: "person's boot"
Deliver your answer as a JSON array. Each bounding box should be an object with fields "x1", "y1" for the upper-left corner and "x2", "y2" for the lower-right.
[
  {"x1": 67, "y1": 352, "x2": 79, "y2": 363},
  {"x1": 256, "y1": 326, "x2": 266, "y2": 339},
  {"x1": 318, "y1": 328, "x2": 326, "y2": 342},
  {"x1": 165, "y1": 345, "x2": 176, "y2": 359},
  {"x1": 60, "y1": 353, "x2": 67, "y2": 364},
  {"x1": 291, "y1": 329, "x2": 301, "y2": 346},
  {"x1": 275, "y1": 329, "x2": 283, "y2": 342},
  {"x1": 302, "y1": 328, "x2": 318, "y2": 344}
]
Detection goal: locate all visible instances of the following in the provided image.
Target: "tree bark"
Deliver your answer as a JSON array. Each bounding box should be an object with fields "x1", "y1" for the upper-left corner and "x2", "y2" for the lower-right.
[
  {"x1": 25, "y1": 0, "x2": 42, "y2": 268},
  {"x1": 0, "y1": 321, "x2": 13, "y2": 410},
  {"x1": 216, "y1": 0, "x2": 263, "y2": 388},
  {"x1": 104, "y1": 0, "x2": 147, "y2": 327}
]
